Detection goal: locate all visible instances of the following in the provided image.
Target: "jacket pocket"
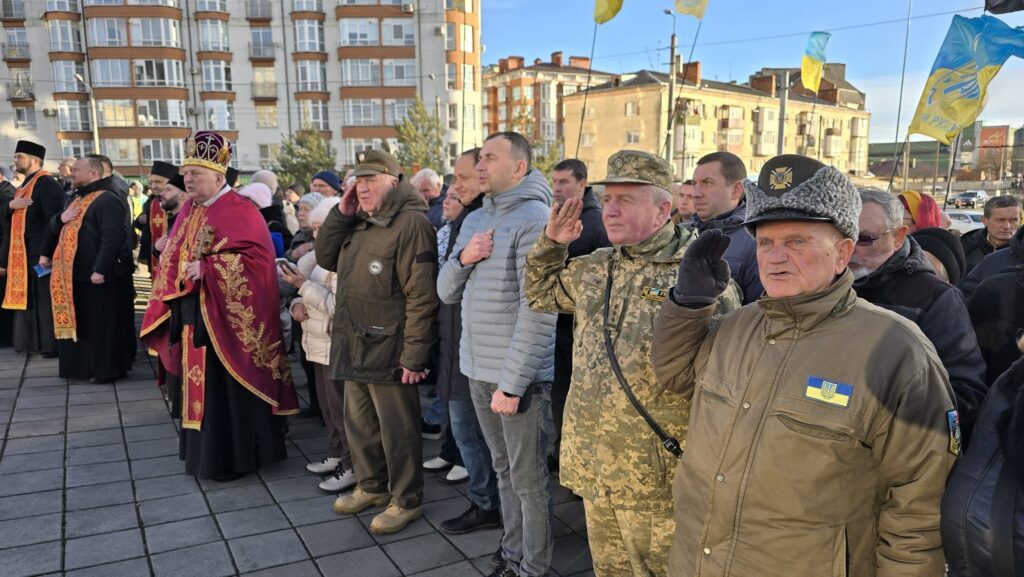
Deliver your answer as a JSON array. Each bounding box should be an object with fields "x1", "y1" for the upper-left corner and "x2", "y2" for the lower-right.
[
  {"x1": 776, "y1": 414, "x2": 851, "y2": 442},
  {"x1": 349, "y1": 320, "x2": 401, "y2": 375}
]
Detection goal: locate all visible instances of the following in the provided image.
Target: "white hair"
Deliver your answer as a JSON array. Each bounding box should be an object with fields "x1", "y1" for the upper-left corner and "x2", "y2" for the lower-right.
[{"x1": 411, "y1": 168, "x2": 442, "y2": 188}]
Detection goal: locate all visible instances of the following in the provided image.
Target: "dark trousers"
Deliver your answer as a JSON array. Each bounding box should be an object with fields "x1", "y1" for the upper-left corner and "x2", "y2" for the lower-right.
[
  {"x1": 313, "y1": 363, "x2": 351, "y2": 469},
  {"x1": 344, "y1": 380, "x2": 423, "y2": 509}
]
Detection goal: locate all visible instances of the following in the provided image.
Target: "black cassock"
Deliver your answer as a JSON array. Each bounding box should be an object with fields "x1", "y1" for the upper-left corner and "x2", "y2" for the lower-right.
[{"x1": 0, "y1": 181, "x2": 15, "y2": 347}]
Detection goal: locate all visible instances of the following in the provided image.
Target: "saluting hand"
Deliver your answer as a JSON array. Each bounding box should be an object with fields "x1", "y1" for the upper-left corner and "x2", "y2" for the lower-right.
[
  {"x1": 339, "y1": 180, "x2": 359, "y2": 216},
  {"x1": 459, "y1": 229, "x2": 494, "y2": 265},
  {"x1": 545, "y1": 198, "x2": 584, "y2": 245},
  {"x1": 61, "y1": 206, "x2": 81, "y2": 224}
]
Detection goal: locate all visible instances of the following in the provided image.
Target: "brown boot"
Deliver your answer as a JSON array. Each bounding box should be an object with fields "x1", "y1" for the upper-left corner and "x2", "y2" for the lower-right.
[
  {"x1": 369, "y1": 504, "x2": 423, "y2": 534},
  {"x1": 332, "y1": 487, "x2": 390, "y2": 515}
]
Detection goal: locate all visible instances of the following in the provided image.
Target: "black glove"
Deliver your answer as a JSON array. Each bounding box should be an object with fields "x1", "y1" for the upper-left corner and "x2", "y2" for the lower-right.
[{"x1": 671, "y1": 228, "x2": 732, "y2": 307}]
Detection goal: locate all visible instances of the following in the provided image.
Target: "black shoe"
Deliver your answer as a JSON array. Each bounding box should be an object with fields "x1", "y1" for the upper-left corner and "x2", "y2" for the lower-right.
[
  {"x1": 211, "y1": 472, "x2": 247, "y2": 483},
  {"x1": 486, "y1": 567, "x2": 517, "y2": 577},
  {"x1": 421, "y1": 420, "x2": 443, "y2": 440},
  {"x1": 298, "y1": 408, "x2": 321, "y2": 419},
  {"x1": 40, "y1": 352, "x2": 58, "y2": 359},
  {"x1": 440, "y1": 504, "x2": 501, "y2": 535},
  {"x1": 489, "y1": 546, "x2": 503, "y2": 569}
]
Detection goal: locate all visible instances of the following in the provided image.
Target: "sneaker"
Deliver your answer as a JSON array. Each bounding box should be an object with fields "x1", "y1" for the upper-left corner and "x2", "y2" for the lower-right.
[
  {"x1": 307, "y1": 457, "x2": 341, "y2": 475},
  {"x1": 486, "y1": 567, "x2": 517, "y2": 577},
  {"x1": 423, "y1": 455, "x2": 453, "y2": 471},
  {"x1": 489, "y1": 546, "x2": 504, "y2": 569},
  {"x1": 318, "y1": 468, "x2": 357, "y2": 493},
  {"x1": 446, "y1": 465, "x2": 469, "y2": 483},
  {"x1": 369, "y1": 504, "x2": 423, "y2": 535},
  {"x1": 332, "y1": 487, "x2": 390, "y2": 515},
  {"x1": 421, "y1": 420, "x2": 443, "y2": 440},
  {"x1": 439, "y1": 503, "x2": 501, "y2": 535}
]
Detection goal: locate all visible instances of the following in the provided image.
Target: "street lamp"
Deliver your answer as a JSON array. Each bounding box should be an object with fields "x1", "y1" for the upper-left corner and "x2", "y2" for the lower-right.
[
  {"x1": 428, "y1": 72, "x2": 446, "y2": 169},
  {"x1": 663, "y1": 9, "x2": 678, "y2": 170},
  {"x1": 75, "y1": 73, "x2": 100, "y2": 155}
]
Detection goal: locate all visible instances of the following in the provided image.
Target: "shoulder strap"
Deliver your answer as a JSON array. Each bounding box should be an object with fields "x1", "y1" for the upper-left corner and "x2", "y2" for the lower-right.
[
  {"x1": 602, "y1": 259, "x2": 683, "y2": 458},
  {"x1": 991, "y1": 459, "x2": 1019, "y2": 577}
]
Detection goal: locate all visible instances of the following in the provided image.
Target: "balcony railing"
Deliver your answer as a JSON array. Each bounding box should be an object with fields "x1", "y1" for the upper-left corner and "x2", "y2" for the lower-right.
[
  {"x1": 0, "y1": 1, "x2": 25, "y2": 19},
  {"x1": 246, "y1": 0, "x2": 273, "y2": 18},
  {"x1": 249, "y1": 43, "x2": 274, "y2": 58},
  {"x1": 50, "y1": 41, "x2": 83, "y2": 52},
  {"x1": 251, "y1": 81, "x2": 277, "y2": 98},
  {"x1": 1, "y1": 43, "x2": 29, "y2": 60},
  {"x1": 6, "y1": 81, "x2": 34, "y2": 100}
]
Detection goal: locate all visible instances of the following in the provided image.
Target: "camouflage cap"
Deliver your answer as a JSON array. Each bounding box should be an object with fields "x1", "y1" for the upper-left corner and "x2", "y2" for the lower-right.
[
  {"x1": 353, "y1": 149, "x2": 402, "y2": 178},
  {"x1": 590, "y1": 150, "x2": 672, "y2": 192}
]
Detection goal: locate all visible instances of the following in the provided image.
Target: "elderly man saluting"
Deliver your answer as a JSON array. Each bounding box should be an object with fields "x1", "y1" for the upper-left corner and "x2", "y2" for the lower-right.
[
  {"x1": 652, "y1": 155, "x2": 958, "y2": 577},
  {"x1": 526, "y1": 150, "x2": 740, "y2": 577}
]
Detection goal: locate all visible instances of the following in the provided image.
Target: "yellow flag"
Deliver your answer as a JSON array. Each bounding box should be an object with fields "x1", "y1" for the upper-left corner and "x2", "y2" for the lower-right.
[
  {"x1": 594, "y1": 0, "x2": 623, "y2": 24},
  {"x1": 675, "y1": 0, "x2": 708, "y2": 19}
]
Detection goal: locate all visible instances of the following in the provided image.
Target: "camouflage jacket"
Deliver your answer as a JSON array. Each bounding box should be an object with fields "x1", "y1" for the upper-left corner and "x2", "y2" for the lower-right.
[{"x1": 526, "y1": 222, "x2": 741, "y2": 510}]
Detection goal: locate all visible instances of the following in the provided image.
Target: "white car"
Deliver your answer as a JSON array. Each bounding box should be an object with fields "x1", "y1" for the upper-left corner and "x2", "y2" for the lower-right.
[{"x1": 944, "y1": 210, "x2": 985, "y2": 235}]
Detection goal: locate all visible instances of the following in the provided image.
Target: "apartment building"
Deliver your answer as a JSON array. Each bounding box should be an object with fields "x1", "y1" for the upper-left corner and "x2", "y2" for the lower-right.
[
  {"x1": 482, "y1": 52, "x2": 616, "y2": 155},
  {"x1": 0, "y1": 0, "x2": 481, "y2": 176},
  {"x1": 563, "y1": 62, "x2": 871, "y2": 181}
]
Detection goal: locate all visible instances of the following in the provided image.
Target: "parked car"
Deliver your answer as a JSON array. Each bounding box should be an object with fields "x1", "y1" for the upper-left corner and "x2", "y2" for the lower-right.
[
  {"x1": 944, "y1": 210, "x2": 985, "y2": 235},
  {"x1": 946, "y1": 190, "x2": 989, "y2": 208}
]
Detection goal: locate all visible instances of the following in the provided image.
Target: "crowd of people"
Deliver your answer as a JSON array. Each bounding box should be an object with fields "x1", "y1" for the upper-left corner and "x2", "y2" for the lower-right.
[{"x1": 1, "y1": 130, "x2": 1023, "y2": 577}]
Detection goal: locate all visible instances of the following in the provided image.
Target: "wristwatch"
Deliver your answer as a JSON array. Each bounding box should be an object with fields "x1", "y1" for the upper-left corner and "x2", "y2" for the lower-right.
[{"x1": 501, "y1": 391, "x2": 520, "y2": 399}]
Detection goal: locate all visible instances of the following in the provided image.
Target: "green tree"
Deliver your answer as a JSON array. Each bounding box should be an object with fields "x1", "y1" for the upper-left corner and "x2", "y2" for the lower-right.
[
  {"x1": 273, "y1": 130, "x2": 338, "y2": 189},
  {"x1": 395, "y1": 98, "x2": 442, "y2": 171}
]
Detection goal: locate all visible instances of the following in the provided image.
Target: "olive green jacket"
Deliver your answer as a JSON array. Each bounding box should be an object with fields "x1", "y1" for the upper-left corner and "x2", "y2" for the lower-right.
[
  {"x1": 526, "y1": 222, "x2": 741, "y2": 510},
  {"x1": 652, "y1": 271, "x2": 957, "y2": 577}
]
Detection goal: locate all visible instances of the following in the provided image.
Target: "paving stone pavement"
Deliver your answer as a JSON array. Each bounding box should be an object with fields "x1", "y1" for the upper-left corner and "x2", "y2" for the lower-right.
[{"x1": 0, "y1": 322, "x2": 594, "y2": 576}]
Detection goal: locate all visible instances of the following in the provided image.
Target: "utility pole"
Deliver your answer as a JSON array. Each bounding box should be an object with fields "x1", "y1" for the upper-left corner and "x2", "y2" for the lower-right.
[
  {"x1": 76, "y1": 73, "x2": 100, "y2": 154},
  {"x1": 776, "y1": 70, "x2": 788, "y2": 156},
  {"x1": 663, "y1": 9, "x2": 677, "y2": 173}
]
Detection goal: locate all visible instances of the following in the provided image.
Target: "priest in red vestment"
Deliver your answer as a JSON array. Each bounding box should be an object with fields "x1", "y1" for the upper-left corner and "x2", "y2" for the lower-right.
[{"x1": 141, "y1": 131, "x2": 299, "y2": 481}]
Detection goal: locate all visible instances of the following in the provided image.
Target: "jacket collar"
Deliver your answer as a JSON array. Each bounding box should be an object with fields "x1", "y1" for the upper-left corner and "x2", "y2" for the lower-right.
[
  {"x1": 612, "y1": 221, "x2": 693, "y2": 263},
  {"x1": 758, "y1": 270, "x2": 857, "y2": 334},
  {"x1": 853, "y1": 236, "x2": 931, "y2": 290},
  {"x1": 1011, "y1": 225, "x2": 1024, "y2": 260},
  {"x1": 74, "y1": 176, "x2": 112, "y2": 197},
  {"x1": 483, "y1": 169, "x2": 552, "y2": 212},
  {"x1": 581, "y1": 187, "x2": 601, "y2": 211},
  {"x1": 694, "y1": 199, "x2": 747, "y2": 233}
]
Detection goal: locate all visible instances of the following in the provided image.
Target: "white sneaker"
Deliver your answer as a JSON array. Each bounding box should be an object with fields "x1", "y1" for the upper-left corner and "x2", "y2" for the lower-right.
[
  {"x1": 307, "y1": 457, "x2": 341, "y2": 475},
  {"x1": 446, "y1": 465, "x2": 469, "y2": 483},
  {"x1": 319, "y1": 468, "x2": 357, "y2": 493},
  {"x1": 423, "y1": 456, "x2": 453, "y2": 471}
]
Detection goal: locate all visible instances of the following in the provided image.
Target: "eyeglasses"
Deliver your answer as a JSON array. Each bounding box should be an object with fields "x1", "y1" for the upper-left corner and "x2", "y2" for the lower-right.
[{"x1": 856, "y1": 226, "x2": 896, "y2": 246}]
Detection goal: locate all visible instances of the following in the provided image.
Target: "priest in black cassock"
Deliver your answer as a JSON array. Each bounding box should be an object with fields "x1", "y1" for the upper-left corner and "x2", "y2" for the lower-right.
[
  {"x1": 0, "y1": 169, "x2": 15, "y2": 347},
  {"x1": 48, "y1": 156, "x2": 136, "y2": 383},
  {"x1": 2, "y1": 140, "x2": 65, "y2": 356}
]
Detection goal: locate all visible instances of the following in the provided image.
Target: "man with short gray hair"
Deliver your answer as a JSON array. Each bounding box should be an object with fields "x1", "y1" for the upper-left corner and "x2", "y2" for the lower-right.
[
  {"x1": 412, "y1": 167, "x2": 446, "y2": 229},
  {"x1": 851, "y1": 187, "x2": 987, "y2": 446},
  {"x1": 959, "y1": 194, "x2": 1022, "y2": 275}
]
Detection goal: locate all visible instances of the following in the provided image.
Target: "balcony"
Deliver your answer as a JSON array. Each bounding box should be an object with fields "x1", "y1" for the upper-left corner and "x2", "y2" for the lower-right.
[
  {"x1": 50, "y1": 41, "x2": 83, "y2": 53},
  {"x1": 249, "y1": 42, "x2": 275, "y2": 59},
  {"x1": 0, "y1": 1, "x2": 25, "y2": 19},
  {"x1": 246, "y1": 0, "x2": 273, "y2": 18},
  {"x1": 1, "y1": 43, "x2": 29, "y2": 61},
  {"x1": 45, "y1": 0, "x2": 80, "y2": 12},
  {"x1": 6, "y1": 82, "x2": 34, "y2": 100},
  {"x1": 195, "y1": 0, "x2": 227, "y2": 11},
  {"x1": 292, "y1": 0, "x2": 323, "y2": 10},
  {"x1": 718, "y1": 117, "x2": 743, "y2": 130},
  {"x1": 251, "y1": 81, "x2": 277, "y2": 98}
]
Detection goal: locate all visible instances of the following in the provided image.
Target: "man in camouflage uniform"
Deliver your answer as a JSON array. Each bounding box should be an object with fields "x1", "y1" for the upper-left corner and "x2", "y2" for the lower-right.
[{"x1": 525, "y1": 150, "x2": 741, "y2": 577}]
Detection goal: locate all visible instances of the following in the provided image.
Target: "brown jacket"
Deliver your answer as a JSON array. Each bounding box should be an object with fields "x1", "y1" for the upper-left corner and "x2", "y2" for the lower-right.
[
  {"x1": 315, "y1": 180, "x2": 438, "y2": 384},
  {"x1": 652, "y1": 271, "x2": 956, "y2": 577}
]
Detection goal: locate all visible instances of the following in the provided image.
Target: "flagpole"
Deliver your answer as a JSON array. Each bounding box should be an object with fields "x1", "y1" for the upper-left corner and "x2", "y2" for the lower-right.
[
  {"x1": 891, "y1": 0, "x2": 914, "y2": 168},
  {"x1": 575, "y1": 22, "x2": 599, "y2": 158}
]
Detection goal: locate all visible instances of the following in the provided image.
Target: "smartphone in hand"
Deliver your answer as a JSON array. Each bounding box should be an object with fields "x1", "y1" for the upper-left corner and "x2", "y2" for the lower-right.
[{"x1": 33, "y1": 263, "x2": 52, "y2": 277}]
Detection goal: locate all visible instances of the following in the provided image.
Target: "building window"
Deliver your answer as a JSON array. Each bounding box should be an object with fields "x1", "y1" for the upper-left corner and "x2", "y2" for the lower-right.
[
  {"x1": 14, "y1": 107, "x2": 36, "y2": 130},
  {"x1": 134, "y1": 59, "x2": 184, "y2": 87},
  {"x1": 48, "y1": 0, "x2": 82, "y2": 10},
  {"x1": 253, "y1": 66, "x2": 276, "y2": 94},
  {"x1": 381, "y1": 19, "x2": 414, "y2": 46},
  {"x1": 256, "y1": 104, "x2": 278, "y2": 128},
  {"x1": 88, "y1": 18, "x2": 127, "y2": 47},
  {"x1": 61, "y1": 140, "x2": 93, "y2": 158},
  {"x1": 97, "y1": 100, "x2": 134, "y2": 127},
  {"x1": 626, "y1": 131, "x2": 640, "y2": 145},
  {"x1": 295, "y1": 61, "x2": 326, "y2": 91},
  {"x1": 342, "y1": 99, "x2": 381, "y2": 126},
  {"x1": 498, "y1": 107, "x2": 506, "y2": 121},
  {"x1": 49, "y1": 20, "x2": 83, "y2": 52},
  {"x1": 136, "y1": 100, "x2": 187, "y2": 127},
  {"x1": 294, "y1": 20, "x2": 324, "y2": 52},
  {"x1": 53, "y1": 61, "x2": 86, "y2": 92},
  {"x1": 292, "y1": 0, "x2": 322, "y2": 9},
  {"x1": 498, "y1": 87, "x2": 506, "y2": 101},
  {"x1": 299, "y1": 100, "x2": 329, "y2": 130},
  {"x1": 460, "y1": 24, "x2": 473, "y2": 52},
  {"x1": 198, "y1": 20, "x2": 229, "y2": 51},
  {"x1": 580, "y1": 133, "x2": 594, "y2": 147},
  {"x1": 90, "y1": 59, "x2": 131, "y2": 87},
  {"x1": 205, "y1": 100, "x2": 235, "y2": 130},
  {"x1": 102, "y1": 139, "x2": 139, "y2": 165},
  {"x1": 339, "y1": 18, "x2": 378, "y2": 46},
  {"x1": 58, "y1": 101, "x2": 92, "y2": 131},
  {"x1": 128, "y1": 0, "x2": 180, "y2": 5},
  {"x1": 385, "y1": 98, "x2": 414, "y2": 125},
  {"x1": 445, "y1": 23, "x2": 455, "y2": 51},
  {"x1": 446, "y1": 63, "x2": 457, "y2": 90},
  {"x1": 339, "y1": 0, "x2": 375, "y2": 4},
  {"x1": 258, "y1": 144, "x2": 279, "y2": 169},
  {"x1": 541, "y1": 120, "x2": 556, "y2": 141},
  {"x1": 512, "y1": 87, "x2": 520, "y2": 101},
  {"x1": 383, "y1": 59, "x2": 415, "y2": 87},
  {"x1": 524, "y1": 85, "x2": 534, "y2": 100},
  {"x1": 130, "y1": 18, "x2": 181, "y2": 47},
  {"x1": 201, "y1": 60, "x2": 232, "y2": 91},
  {"x1": 463, "y1": 64, "x2": 475, "y2": 91},
  {"x1": 341, "y1": 59, "x2": 380, "y2": 87},
  {"x1": 447, "y1": 103, "x2": 458, "y2": 129},
  {"x1": 196, "y1": 0, "x2": 227, "y2": 10},
  {"x1": 464, "y1": 103, "x2": 476, "y2": 130},
  {"x1": 625, "y1": 101, "x2": 639, "y2": 117},
  {"x1": 84, "y1": 0, "x2": 119, "y2": 6},
  {"x1": 343, "y1": 138, "x2": 382, "y2": 164},
  {"x1": 141, "y1": 139, "x2": 184, "y2": 164},
  {"x1": 251, "y1": 27, "x2": 273, "y2": 55}
]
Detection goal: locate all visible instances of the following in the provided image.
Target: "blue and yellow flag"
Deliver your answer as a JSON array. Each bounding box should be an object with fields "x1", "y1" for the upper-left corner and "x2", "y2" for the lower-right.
[
  {"x1": 801, "y1": 31, "x2": 831, "y2": 94},
  {"x1": 909, "y1": 15, "x2": 1024, "y2": 144},
  {"x1": 594, "y1": 0, "x2": 623, "y2": 24}
]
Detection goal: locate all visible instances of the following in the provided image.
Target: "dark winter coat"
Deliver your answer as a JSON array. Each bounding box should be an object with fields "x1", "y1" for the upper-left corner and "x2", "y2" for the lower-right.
[
  {"x1": 694, "y1": 199, "x2": 764, "y2": 304},
  {"x1": 260, "y1": 204, "x2": 294, "y2": 251},
  {"x1": 960, "y1": 226, "x2": 997, "y2": 277},
  {"x1": 854, "y1": 236, "x2": 988, "y2": 446},
  {"x1": 426, "y1": 188, "x2": 447, "y2": 231},
  {"x1": 316, "y1": 180, "x2": 439, "y2": 384},
  {"x1": 135, "y1": 195, "x2": 155, "y2": 265},
  {"x1": 960, "y1": 225, "x2": 1024, "y2": 299},
  {"x1": 437, "y1": 193, "x2": 484, "y2": 402},
  {"x1": 969, "y1": 264, "x2": 1024, "y2": 384},
  {"x1": 941, "y1": 355, "x2": 1024, "y2": 577},
  {"x1": 0, "y1": 181, "x2": 14, "y2": 268},
  {"x1": 48, "y1": 178, "x2": 133, "y2": 281}
]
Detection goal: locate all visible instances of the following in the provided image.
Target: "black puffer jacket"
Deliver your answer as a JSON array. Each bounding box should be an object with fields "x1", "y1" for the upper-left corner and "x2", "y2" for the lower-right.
[
  {"x1": 969, "y1": 264, "x2": 1024, "y2": 384},
  {"x1": 960, "y1": 225, "x2": 1024, "y2": 299},
  {"x1": 854, "y1": 236, "x2": 988, "y2": 446},
  {"x1": 694, "y1": 199, "x2": 763, "y2": 304},
  {"x1": 941, "y1": 355, "x2": 1024, "y2": 577}
]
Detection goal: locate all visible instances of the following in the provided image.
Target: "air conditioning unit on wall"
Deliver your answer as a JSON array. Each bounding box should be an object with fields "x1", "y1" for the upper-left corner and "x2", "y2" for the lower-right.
[{"x1": 402, "y1": 3, "x2": 415, "y2": 14}]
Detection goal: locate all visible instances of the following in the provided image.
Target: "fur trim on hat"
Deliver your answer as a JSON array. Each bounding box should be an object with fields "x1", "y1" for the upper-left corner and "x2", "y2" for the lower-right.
[
  {"x1": 238, "y1": 182, "x2": 273, "y2": 209},
  {"x1": 744, "y1": 165, "x2": 861, "y2": 240}
]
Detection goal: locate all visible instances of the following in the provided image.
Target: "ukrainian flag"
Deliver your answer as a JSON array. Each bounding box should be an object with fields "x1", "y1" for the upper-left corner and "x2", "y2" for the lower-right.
[
  {"x1": 805, "y1": 376, "x2": 852, "y2": 408},
  {"x1": 801, "y1": 31, "x2": 831, "y2": 94},
  {"x1": 909, "y1": 15, "x2": 1024, "y2": 144},
  {"x1": 594, "y1": 0, "x2": 623, "y2": 24}
]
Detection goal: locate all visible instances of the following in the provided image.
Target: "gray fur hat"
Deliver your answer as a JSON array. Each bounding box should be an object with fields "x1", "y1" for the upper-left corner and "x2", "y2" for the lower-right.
[{"x1": 743, "y1": 154, "x2": 861, "y2": 240}]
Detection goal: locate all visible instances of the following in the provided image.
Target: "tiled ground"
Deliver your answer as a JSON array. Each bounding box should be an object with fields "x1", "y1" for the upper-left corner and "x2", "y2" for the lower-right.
[{"x1": 0, "y1": 327, "x2": 593, "y2": 576}]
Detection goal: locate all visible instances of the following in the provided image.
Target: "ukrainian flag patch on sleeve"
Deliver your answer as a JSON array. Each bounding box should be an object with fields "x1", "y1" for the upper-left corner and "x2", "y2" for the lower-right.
[{"x1": 804, "y1": 376, "x2": 853, "y2": 408}]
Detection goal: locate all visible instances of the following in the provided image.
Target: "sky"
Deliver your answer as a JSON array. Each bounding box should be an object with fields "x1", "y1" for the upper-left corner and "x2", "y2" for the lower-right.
[{"x1": 480, "y1": 0, "x2": 1024, "y2": 144}]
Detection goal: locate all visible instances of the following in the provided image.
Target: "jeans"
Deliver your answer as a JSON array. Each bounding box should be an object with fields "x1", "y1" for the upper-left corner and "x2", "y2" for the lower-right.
[
  {"x1": 470, "y1": 379, "x2": 553, "y2": 577},
  {"x1": 423, "y1": 395, "x2": 449, "y2": 426},
  {"x1": 449, "y1": 399, "x2": 498, "y2": 510}
]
